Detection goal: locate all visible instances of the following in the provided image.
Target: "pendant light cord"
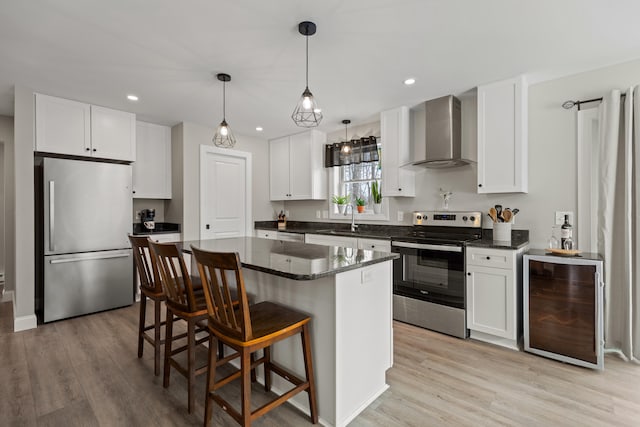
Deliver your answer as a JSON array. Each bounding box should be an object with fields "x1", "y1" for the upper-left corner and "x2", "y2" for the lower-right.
[
  {"x1": 305, "y1": 32, "x2": 309, "y2": 88},
  {"x1": 222, "y1": 80, "x2": 226, "y2": 121}
]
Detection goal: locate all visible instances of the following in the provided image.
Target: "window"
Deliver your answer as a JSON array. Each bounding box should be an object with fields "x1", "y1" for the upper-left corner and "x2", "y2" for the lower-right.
[{"x1": 329, "y1": 142, "x2": 387, "y2": 220}]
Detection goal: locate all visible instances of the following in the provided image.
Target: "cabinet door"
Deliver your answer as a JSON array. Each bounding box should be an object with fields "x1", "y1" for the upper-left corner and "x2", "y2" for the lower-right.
[
  {"x1": 35, "y1": 93, "x2": 91, "y2": 156},
  {"x1": 289, "y1": 132, "x2": 313, "y2": 199},
  {"x1": 269, "y1": 136, "x2": 291, "y2": 200},
  {"x1": 133, "y1": 122, "x2": 172, "y2": 199},
  {"x1": 477, "y1": 76, "x2": 527, "y2": 193},
  {"x1": 91, "y1": 105, "x2": 136, "y2": 161},
  {"x1": 466, "y1": 264, "x2": 515, "y2": 339},
  {"x1": 381, "y1": 106, "x2": 415, "y2": 197}
]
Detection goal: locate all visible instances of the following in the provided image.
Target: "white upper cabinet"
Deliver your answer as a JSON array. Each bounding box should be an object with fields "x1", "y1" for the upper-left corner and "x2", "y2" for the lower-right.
[
  {"x1": 269, "y1": 130, "x2": 327, "y2": 201},
  {"x1": 90, "y1": 105, "x2": 136, "y2": 161},
  {"x1": 380, "y1": 106, "x2": 415, "y2": 197},
  {"x1": 35, "y1": 93, "x2": 136, "y2": 162},
  {"x1": 35, "y1": 93, "x2": 91, "y2": 156},
  {"x1": 133, "y1": 121, "x2": 172, "y2": 199},
  {"x1": 477, "y1": 75, "x2": 528, "y2": 193}
]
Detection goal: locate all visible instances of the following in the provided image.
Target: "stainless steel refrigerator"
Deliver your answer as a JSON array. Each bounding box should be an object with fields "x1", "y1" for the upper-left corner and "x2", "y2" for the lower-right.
[{"x1": 36, "y1": 157, "x2": 134, "y2": 323}]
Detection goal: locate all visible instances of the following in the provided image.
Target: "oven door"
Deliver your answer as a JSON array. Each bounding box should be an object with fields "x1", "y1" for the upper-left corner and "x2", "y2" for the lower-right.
[{"x1": 392, "y1": 241, "x2": 465, "y2": 309}]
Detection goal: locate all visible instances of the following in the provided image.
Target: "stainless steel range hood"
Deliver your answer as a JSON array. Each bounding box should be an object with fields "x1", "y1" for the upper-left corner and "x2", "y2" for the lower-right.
[{"x1": 412, "y1": 95, "x2": 470, "y2": 168}]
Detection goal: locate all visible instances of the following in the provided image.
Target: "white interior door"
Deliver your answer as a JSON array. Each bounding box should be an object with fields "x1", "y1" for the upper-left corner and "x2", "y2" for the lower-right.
[{"x1": 200, "y1": 146, "x2": 252, "y2": 240}]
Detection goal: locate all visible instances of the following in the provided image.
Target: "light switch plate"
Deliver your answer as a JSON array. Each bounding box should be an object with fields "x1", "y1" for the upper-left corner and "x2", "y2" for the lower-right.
[
  {"x1": 555, "y1": 211, "x2": 574, "y2": 225},
  {"x1": 316, "y1": 210, "x2": 321, "y2": 219},
  {"x1": 397, "y1": 211, "x2": 404, "y2": 222}
]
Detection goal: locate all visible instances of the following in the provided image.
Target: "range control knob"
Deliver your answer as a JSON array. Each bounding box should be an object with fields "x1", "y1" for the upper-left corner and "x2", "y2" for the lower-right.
[
  {"x1": 470, "y1": 216, "x2": 476, "y2": 222},
  {"x1": 416, "y1": 214, "x2": 422, "y2": 220},
  {"x1": 462, "y1": 216, "x2": 468, "y2": 221}
]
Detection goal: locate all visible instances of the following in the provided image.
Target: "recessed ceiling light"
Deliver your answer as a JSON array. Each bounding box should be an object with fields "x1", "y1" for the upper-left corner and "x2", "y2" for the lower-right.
[
  {"x1": 256, "y1": 127, "x2": 263, "y2": 132},
  {"x1": 127, "y1": 94, "x2": 139, "y2": 101},
  {"x1": 403, "y1": 78, "x2": 416, "y2": 86}
]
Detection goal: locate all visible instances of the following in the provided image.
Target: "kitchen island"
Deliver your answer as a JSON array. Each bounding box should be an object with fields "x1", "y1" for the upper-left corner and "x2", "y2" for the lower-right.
[{"x1": 178, "y1": 237, "x2": 398, "y2": 427}]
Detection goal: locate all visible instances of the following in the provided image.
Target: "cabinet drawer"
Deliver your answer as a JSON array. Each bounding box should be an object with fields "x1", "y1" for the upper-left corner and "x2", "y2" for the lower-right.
[
  {"x1": 466, "y1": 247, "x2": 514, "y2": 269},
  {"x1": 357, "y1": 238, "x2": 391, "y2": 252},
  {"x1": 255, "y1": 229, "x2": 276, "y2": 240}
]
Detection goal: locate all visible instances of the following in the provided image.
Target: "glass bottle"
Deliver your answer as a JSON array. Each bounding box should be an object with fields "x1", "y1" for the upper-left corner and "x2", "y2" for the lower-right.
[{"x1": 560, "y1": 215, "x2": 573, "y2": 249}]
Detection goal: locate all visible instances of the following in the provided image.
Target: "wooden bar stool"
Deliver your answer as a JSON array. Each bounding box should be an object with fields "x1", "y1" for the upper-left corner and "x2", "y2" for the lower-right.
[
  {"x1": 129, "y1": 234, "x2": 170, "y2": 376},
  {"x1": 191, "y1": 246, "x2": 318, "y2": 427},
  {"x1": 148, "y1": 240, "x2": 210, "y2": 414}
]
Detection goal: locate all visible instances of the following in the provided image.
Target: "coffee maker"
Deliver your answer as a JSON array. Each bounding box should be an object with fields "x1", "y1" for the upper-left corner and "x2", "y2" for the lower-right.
[{"x1": 140, "y1": 209, "x2": 156, "y2": 230}]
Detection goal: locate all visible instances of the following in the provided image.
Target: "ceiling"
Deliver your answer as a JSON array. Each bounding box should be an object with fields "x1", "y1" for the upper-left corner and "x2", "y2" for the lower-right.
[{"x1": 2, "y1": 0, "x2": 640, "y2": 139}]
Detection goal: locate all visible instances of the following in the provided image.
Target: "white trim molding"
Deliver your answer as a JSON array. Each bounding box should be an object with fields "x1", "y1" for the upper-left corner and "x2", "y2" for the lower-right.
[{"x1": 13, "y1": 296, "x2": 37, "y2": 331}]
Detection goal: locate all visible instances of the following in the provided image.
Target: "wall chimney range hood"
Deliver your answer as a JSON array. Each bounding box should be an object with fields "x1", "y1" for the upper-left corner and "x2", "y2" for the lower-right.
[{"x1": 412, "y1": 95, "x2": 470, "y2": 168}]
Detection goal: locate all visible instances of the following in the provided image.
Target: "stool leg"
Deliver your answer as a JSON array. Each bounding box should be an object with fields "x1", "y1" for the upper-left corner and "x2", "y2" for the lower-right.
[
  {"x1": 204, "y1": 333, "x2": 217, "y2": 427},
  {"x1": 264, "y1": 346, "x2": 272, "y2": 392},
  {"x1": 301, "y1": 324, "x2": 318, "y2": 424},
  {"x1": 163, "y1": 306, "x2": 173, "y2": 388},
  {"x1": 153, "y1": 298, "x2": 162, "y2": 376},
  {"x1": 138, "y1": 295, "x2": 147, "y2": 358},
  {"x1": 241, "y1": 348, "x2": 252, "y2": 426},
  {"x1": 187, "y1": 317, "x2": 196, "y2": 414},
  {"x1": 218, "y1": 340, "x2": 224, "y2": 359}
]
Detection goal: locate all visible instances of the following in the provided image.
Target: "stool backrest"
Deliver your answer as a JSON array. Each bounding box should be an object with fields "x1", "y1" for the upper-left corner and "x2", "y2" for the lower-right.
[
  {"x1": 191, "y1": 246, "x2": 252, "y2": 341},
  {"x1": 128, "y1": 235, "x2": 162, "y2": 294},
  {"x1": 149, "y1": 241, "x2": 198, "y2": 312}
]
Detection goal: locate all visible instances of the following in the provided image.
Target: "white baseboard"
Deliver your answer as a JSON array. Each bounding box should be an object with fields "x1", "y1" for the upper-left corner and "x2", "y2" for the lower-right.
[
  {"x1": 12, "y1": 297, "x2": 37, "y2": 332},
  {"x1": 1, "y1": 289, "x2": 13, "y2": 303}
]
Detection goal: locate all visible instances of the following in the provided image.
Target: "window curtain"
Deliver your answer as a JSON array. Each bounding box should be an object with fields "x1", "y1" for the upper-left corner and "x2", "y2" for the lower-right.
[
  {"x1": 598, "y1": 87, "x2": 640, "y2": 362},
  {"x1": 324, "y1": 136, "x2": 379, "y2": 167}
]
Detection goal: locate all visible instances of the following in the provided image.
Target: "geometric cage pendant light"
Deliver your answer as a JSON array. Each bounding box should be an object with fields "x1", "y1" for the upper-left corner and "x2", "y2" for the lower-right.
[
  {"x1": 292, "y1": 21, "x2": 323, "y2": 128},
  {"x1": 212, "y1": 73, "x2": 237, "y2": 148}
]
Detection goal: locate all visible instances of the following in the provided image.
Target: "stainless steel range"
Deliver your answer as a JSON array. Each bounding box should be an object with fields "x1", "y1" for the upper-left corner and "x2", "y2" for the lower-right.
[{"x1": 392, "y1": 211, "x2": 482, "y2": 338}]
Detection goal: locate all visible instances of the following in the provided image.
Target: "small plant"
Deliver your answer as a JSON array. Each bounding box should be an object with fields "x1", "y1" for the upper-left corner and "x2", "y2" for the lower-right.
[
  {"x1": 371, "y1": 181, "x2": 382, "y2": 204},
  {"x1": 355, "y1": 197, "x2": 366, "y2": 206},
  {"x1": 331, "y1": 194, "x2": 349, "y2": 205}
]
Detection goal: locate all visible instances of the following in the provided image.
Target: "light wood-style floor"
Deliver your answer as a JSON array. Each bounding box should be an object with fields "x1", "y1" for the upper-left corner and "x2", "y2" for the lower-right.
[{"x1": 1, "y1": 300, "x2": 639, "y2": 426}]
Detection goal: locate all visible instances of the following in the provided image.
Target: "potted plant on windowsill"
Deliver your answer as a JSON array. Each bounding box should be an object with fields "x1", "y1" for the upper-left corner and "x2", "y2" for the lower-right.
[
  {"x1": 355, "y1": 197, "x2": 366, "y2": 213},
  {"x1": 332, "y1": 194, "x2": 349, "y2": 214},
  {"x1": 371, "y1": 181, "x2": 383, "y2": 214}
]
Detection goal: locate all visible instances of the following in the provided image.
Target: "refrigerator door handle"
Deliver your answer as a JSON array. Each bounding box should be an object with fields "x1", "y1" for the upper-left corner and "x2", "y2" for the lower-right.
[
  {"x1": 49, "y1": 180, "x2": 55, "y2": 252},
  {"x1": 49, "y1": 253, "x2": 130, "y2": 264}
]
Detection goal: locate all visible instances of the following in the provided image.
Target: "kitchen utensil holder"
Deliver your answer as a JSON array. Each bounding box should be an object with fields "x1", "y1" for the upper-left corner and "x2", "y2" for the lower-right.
[
  {"x1": 493, "y1": 222, "x2": 512, "y2": 243},
  {"x1": 277, "y1": 220, "x2": 287, "y2": 230}
]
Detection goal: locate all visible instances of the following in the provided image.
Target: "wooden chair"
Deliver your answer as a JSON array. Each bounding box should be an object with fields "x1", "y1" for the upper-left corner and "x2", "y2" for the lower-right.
[
  {"x1": 148, "y1": 240, "x2": 210, "y2": 414},
  {"x1": 191, "y1": 246, "x2": 318, "y2": 427},
  {"x1": 129, "y1": 234, "x2": 173, "y2": 376}
]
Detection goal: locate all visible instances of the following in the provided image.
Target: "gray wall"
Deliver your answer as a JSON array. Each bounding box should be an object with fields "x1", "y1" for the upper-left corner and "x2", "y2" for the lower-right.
[
  {"x1": 12, "y1": 86, "x2": 35, "y2": 325},
  {"x1": 166, "y1": 121, "x2": 277, "y2": 240},
  {"x1": 283, "y1": 58, "x2": 640, "y2": 249},
  {"x1": 0, "y1": 115, "x2": 14, "y2": 285}
]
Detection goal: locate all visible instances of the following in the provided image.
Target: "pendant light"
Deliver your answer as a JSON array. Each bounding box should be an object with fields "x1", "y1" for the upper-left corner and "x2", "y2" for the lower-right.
[
  {"x1": 212, "y1": 73, "x2": 236, "y2": 148},
  {"x1": 341, "y1": 120, "x2": 351, "y2": 154},
  {"x1": 292, "y1": 21, "x2": 323, "y2": 128}
]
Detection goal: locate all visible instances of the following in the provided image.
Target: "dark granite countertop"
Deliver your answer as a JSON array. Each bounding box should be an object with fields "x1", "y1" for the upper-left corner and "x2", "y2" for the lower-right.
[
  {"x1": 525, "y1": 249, "x2": 603, "y2": 262},
  {"x1": 177, "y1": 237, "x2": 398, "y2": 281},
  {"x1": 132, "y1": 222, "x2": 181, "y2": 235},
  {"x1": 465, "y1": 229, "x2": 530, "y2": 250},
  {"x1": 255, "y1": 220, "x2": 530, "y2": 249}
]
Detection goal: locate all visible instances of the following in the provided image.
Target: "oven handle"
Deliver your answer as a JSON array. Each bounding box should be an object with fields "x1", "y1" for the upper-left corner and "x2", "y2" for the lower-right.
[{"x1": 391, "y1": 241, "x2": 462, "y2": 253}]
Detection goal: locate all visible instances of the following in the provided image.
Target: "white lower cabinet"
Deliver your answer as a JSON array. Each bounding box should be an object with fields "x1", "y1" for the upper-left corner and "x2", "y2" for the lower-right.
[{"x1": 466, "y1": 246, "x2": 525, "y2": 350}]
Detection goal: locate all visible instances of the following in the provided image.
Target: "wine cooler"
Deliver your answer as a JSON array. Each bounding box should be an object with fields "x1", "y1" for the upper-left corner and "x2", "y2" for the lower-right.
[{"x1": 523, "y1": 250, "x2": 604, "y2": 370}]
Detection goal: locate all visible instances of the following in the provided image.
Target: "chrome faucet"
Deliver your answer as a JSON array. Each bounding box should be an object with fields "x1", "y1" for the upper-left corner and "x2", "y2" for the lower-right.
[{"x1": 346, "y1": 203, "x2": 358, "y2": 232}]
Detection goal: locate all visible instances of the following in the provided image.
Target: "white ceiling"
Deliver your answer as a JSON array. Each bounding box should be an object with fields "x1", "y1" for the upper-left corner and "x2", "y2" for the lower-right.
[{"x1": 2, "y1": 0, "x2": 640, "y2": 139}]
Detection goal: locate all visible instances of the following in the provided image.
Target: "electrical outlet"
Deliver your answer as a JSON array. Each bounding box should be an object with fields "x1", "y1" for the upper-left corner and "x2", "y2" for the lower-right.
[
  {"x1": 322, "y1": 210, "x2": 328, "y2": 219},
  {"x1": 284, "y1": 210, "x2": 289, "y2": 218},
  {"x1": 135, "y1": 210, "x2": 141, "y2": 221},
  {"x1": 316, "y1": 210, "x2": 321, "y2": 219},
  {"x1": 397, "y1": 211, "x2": 404, "y2": 222},
  {"x1": 555, "y1": 211, "x2": 574, "y2": 225}
]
